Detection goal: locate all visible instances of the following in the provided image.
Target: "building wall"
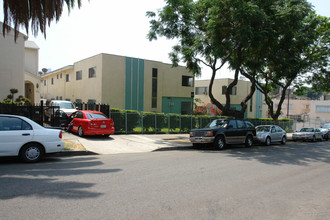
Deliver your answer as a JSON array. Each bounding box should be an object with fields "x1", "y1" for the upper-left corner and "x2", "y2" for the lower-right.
[
  {"x1": 310, "y1": 100, "x2": 330, "y2": 123},
  {"x1": 40, "y1": 53, "x2": 194, "y2": 114},
  {"x1": 194, "y1": 79, "x2": 262, "y2": 118},
  {"x1": 24, "y1": 41, "x2": 39, "y2": 75},
  {"x1": 144, "y1": 60, "x2": 194, "y2": 113},
  {"x1": 0, "y1": 22, "x2": 26, "y2": 101},
  {"x1": 101, "y1": 54, "x2": 126, "y2": 109},
  {"x1": 41, "y1": 66, "x2": 74, "y2": 101},
  {"x1": 72, "y1": 55, "x2": 103, "y2": 103}
]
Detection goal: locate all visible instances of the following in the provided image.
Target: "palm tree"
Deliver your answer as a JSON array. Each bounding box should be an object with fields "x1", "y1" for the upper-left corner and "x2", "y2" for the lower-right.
[{"x1": 2, "y1": 0, "x2": 82, "y2": 41}]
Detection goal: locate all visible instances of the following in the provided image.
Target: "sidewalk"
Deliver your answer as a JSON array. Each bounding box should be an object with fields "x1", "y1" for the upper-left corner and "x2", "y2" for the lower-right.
[{"x1": 61, "y1": 132, "x2": 294, "y2": 155}]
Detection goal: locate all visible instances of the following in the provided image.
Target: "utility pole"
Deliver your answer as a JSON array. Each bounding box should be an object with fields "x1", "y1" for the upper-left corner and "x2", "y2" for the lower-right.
[{"x1": 287, "y1": 87, "x2": 290, "y2": 118}]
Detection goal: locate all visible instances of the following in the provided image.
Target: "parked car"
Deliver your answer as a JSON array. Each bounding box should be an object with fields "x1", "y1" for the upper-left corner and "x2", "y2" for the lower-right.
[
  {"x1": 322, "y1": 123, "x2": 330, "y2": 130},
  {"x1": 44, "y1": 100, "x2": 77, "y2": 122},
  {"x1": 319, "y1": 128, "x2": 329, "y2": 141},
  {"x1": 189, "y1": 119, "x2": 256, "y2": 150},
  {"x1": 0, "y1": 114, "x2": 64, "y2": 162},
  {"x1": 292, "y1": 127, "x2": 323, "y2": 142},
  {"x1": 256, "y1": 125, "x2": 287, "y2": 145},
  {"x1": 67, "y1": 110, "x2": 115, "y2": 137}
]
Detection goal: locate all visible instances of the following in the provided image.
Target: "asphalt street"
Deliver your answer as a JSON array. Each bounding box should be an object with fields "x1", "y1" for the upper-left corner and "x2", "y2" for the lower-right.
[{"x1": 1, "y1": 141, "x2": 329, "y2": 220}]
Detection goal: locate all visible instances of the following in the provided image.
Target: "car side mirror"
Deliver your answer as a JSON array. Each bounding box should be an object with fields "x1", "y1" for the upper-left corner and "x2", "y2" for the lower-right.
[{"x1": 76, "y1": 107, "x2": 79, "y2": 110}]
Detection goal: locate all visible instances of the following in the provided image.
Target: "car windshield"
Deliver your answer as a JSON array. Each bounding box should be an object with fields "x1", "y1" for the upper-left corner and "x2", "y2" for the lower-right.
[
  {"x1": 256, "y1": 126, "x2": 270, "y2": 132},
  {"x1": 87, "y1": 113, "x2": 107, "y2": 119},
  {"x1": 205, "y1": 119, "x2": 228, "y2": 128},
  {"x1": 54, "y1": 102, "x2": 74, "y2": 109},
  {"x1": 300, "y1": 128, "x2": 314, "y2": 132}
]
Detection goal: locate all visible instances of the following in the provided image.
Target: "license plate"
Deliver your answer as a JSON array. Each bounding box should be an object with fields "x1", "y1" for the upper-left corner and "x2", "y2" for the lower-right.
[{"x1": 100, "y1": 125, "x2": 106, "y2": 128}]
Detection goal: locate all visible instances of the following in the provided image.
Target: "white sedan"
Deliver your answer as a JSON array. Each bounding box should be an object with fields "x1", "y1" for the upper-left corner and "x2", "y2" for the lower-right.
[{"x1": 0, "y1": 114, "x2": 64, "y2": 162}]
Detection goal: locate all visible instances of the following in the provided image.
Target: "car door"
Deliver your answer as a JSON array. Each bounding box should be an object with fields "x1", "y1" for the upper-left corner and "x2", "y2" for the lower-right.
[
  {"x1": 0, "y1": 116, "x2": 33, "y2": 156},
  {"x1": 224, "y1": 120, "x2": 239, "y2": 144},
  {"x1": 235, "y1": 120, "x2": 247, "y2": 144},
  {"x1": 270, "y1": 126, "x2": 281, "y2": 142},
  {"x1": 314, "y1": 128, "x2": 323, "y2": 140},
  {"x1": 72, "y1": 111, "x2": 84, "y2": 133}
]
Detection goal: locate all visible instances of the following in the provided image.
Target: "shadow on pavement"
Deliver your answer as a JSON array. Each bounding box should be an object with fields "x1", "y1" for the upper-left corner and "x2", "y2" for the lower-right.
[{"x1": 0, "y1": 156, "x2": 122, "y2": 200}]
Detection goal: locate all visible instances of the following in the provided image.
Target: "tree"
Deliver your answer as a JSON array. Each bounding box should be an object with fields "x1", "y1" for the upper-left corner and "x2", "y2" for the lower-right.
[
  {"x1": 244, "y1": 5, "x2": 329, "y2": 124},
  {"x1": 2, "y1": 0, "x2": 82, "y2": 40},
  {"x1": 147, "y1": 0, "x2": 272, "y2": 119}
]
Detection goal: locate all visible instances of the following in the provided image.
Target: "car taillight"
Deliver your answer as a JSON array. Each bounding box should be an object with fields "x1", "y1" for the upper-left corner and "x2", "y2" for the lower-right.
[{"x1": 59, "y1": 130, "x2": 62, "y2": 139}]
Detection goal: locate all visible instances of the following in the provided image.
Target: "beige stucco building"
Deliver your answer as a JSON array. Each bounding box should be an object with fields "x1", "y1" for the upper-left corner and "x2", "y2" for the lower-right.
[
  {"x1": 0, "y1": 22, "x2": 26, "y2": 101},
  {"x1": 194, "y1": 79, "x2": 265, "y2": 118},
  {"x1": 41, "y1": 53, "x2": 194, "y2": 114}
]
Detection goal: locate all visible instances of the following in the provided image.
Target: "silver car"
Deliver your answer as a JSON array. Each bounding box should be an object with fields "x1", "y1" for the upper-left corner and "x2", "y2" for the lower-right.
[
  {"x1": 256, "y1": 125, "x2": 287, "y2": 146},
  {"x1": 292, "y1": 127, "x2": 323, "y2": 142}
]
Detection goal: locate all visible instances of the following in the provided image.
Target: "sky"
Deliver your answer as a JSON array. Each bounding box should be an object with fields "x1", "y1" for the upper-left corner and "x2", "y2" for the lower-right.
[{"x1": 1, "y1": 0, "x2": 329, "y2": 79}]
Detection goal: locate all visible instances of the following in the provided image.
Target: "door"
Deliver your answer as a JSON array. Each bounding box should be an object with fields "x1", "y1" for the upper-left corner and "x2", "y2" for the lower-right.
[{"x1": 0, "y1": 116, "x2": 33, "y2": 156}]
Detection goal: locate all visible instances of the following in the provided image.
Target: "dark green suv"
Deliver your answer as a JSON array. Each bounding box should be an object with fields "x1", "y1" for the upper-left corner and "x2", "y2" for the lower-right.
[{"x1": 189, "y1": 119, "x2": 256, "y2": 150}]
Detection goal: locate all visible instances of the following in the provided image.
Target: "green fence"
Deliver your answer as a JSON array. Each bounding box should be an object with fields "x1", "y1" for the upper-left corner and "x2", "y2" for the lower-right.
[{"x1": 110, "y1": 109, "x2": 295, "y2": 134}]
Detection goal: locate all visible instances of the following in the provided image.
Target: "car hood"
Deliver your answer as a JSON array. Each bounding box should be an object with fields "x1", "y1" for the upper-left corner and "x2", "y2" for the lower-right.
[{"x1": 61, "y1": 108, "x2": 76, "y2": 115}]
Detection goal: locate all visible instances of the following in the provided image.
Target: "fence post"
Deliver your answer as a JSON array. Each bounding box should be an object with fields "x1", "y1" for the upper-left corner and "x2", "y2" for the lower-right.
[
  {"x1": 141, "y1": 111, "x2": 144, "y2": 134},
  {"x1": 168, "y1": 114, "x2": 170, "y2": 134},
  {"x1": 125, "y1": 110, "x2": 128, "y2": 134},
  {"x1": 179, "y1": 115, "x2": 181, "y2": 134},
  {"x1": 155, "y1": 113, "x2": 157, "y2": 134}
]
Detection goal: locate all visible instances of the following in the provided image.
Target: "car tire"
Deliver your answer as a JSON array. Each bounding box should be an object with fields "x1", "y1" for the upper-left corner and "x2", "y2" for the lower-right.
[
  {"x1": 104, "y1": 134, "x2": 110, "y2": 138},
  {"x1": 245, "y1": 135, "x2": 253, "y2": 148},
  {"x1": 78, "y1": 126, "x2": 84, "y2": 137},
  {"x1": 265, "y1": 137, "x2": 271, "y2": 146},
  {"x1": 214, "y1": 136, "x2": 226, "y2": 150},
  {"x1": 281, "y1": 136, "x2": 286, "y2": 145},
  {"x1": 20, "y1": 143, "x2": 44, "y2": 163}
]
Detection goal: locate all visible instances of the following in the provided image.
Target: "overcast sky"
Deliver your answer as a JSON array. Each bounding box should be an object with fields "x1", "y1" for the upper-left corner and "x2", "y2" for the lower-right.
[{"x1": 1, "y1": 0, "x2": 329, "y2": 79}]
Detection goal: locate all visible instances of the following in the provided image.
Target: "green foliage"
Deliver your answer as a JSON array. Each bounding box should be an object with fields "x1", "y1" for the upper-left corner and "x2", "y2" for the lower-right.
[{"x1": 2, "y1": 0, "x2": 82, "y2": 41}]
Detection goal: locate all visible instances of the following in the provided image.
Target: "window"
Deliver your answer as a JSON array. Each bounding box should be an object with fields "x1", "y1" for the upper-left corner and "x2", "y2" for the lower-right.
[
  {"x1": 57, "y1": 74, "x2": 59, "y2": 79},
  {"x1": 222, "y1": 86, "x2": 237, "y2": 95},
  {"x1": 60, "y1": 73, "x2": 62, "y2": 79},
  {"x1": 44, "y1": 80, "x2": 47, "y2": 86},
  {"x1": 182, "y1": 76, "x2": 193, "y2": 87},
  {"x1": 316, "y1": 106, "x2": 330, "y2": 112},
  {"x1": 76, "y1": 112, "x2": 84, "y2": 119},
  {"x1": 152, "y1": 68, "x2": 158, "y2": 108},
  {"x1": 245, "y1": 121, "x2": 254, "y2": 129},
  {"x1": 51, "y1": 78, "x2": 54, "y2": 85},
  {"x1": 66, "y1": 74, "x2": 71, "y2": 82},
  {"x1": 181, "y1": 102, "x2": 192, "y2": 115},
  {"x1": 228, "y1": 120, "x2": 237, "y2": 129},
  {"x1": 195, "y1": 87, "x2": 208, "y2": 95},
  {"x1": 76, "y1": 71, "x2": 82, "y2": 80},
  {"x1": 89, "y1": 67, "x2": 96, "y2": 78},
  {"x1": 0, "y1": 117, "x2": 32, "y2": 131},
  {"x1": 237, "y1": 120, "x2": 246, "y2": 129},
  {"x1": 75, "y1": 99, "x2": 82, "y2": 103}
]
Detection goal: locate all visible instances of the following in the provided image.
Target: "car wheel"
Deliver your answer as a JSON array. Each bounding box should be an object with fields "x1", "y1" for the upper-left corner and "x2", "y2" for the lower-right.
[
  {"x1": 20, "y1": 143, "x2": 44, "y2": 163},
  {"x1": 265, "y1": 137, "x2": 271, "y2": 146},
  {"x1": 245, "y1": 135, "x2": 253, "y2": 147},
  {"x1": 104, "y1": 134, "x2": 110, "y2": 138},
  {"x1": 78, "y1": 126, "x2": 84, "y2": 137},
  {"x1": 281, "y1": 136, "x2": 286, "y2": 145},
  {"x1": 214, "y1": 136, "x2": 226, "y2": 150}
]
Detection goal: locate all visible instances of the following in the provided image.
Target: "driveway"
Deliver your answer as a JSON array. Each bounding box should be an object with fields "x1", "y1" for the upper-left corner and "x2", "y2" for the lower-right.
[{"x1": 62, "y1": 132, "x2": 191, "y2": 154}]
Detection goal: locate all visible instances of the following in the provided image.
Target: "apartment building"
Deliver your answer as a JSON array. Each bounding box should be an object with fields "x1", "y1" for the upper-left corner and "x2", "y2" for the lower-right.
[
  {"x1": 194, "y1": 79, "x2": 265, "y2": 118},
  {"x1": 41, "y1": 53, "x2": 194, "y2": 114}
]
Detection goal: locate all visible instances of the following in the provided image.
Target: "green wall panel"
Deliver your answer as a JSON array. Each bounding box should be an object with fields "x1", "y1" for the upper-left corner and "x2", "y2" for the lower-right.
[{"x1": 125, "y1": 57, "x2": 144, "y2": 111}]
